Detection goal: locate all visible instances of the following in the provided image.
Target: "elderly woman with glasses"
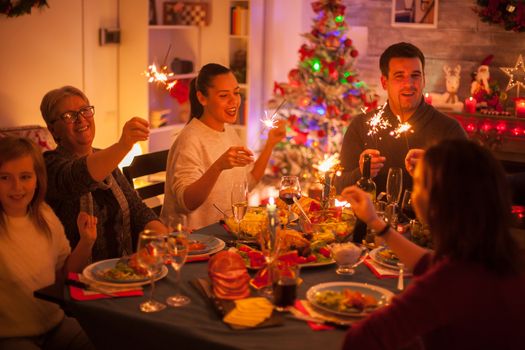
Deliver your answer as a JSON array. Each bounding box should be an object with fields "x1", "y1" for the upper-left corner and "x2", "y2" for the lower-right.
[{"x1": 40, "y1": 86, "x2": 167, "y2": 261}]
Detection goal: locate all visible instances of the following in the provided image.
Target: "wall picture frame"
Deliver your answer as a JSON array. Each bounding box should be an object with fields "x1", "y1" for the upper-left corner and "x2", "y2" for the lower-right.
[
  {"x1": 391, "y1": 0, "x2": 438, "y2": 28},
  {"x1": 163, "y1": 1, "x2": 209, "y2": 26}
]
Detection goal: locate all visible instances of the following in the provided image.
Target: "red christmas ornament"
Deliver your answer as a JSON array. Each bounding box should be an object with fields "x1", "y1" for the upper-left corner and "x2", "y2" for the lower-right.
[
  {"x1": 169, "y1": 80, "x2": 190, "y2": 104},
  {"x1": 294, "y1": 132, "x2": 308, "y2": 145},
  {"x1": 341, "y1": 113, "x2": 350, "y2": 121},
  {"x1": 311, "y1": 1, "x2": 323, "y2": 13},
  {"x1": 288, "y1": 114, "x2": 298, "y2": 124},
  {"x1": 344, "y1": 39, "x2": 352, "y2": 47},
  {"x1": 288, "y1": 69, "x2": 301, "y2": 86},
  {"x1": 350, "y1": 49, "x2": 359, "y2": 58},
  {"x1": 317, "y1": 129, "x2": 326, "y2": 138},
  {"x1": 338, "y1": 57, "x2": 346, "y2": 66}
]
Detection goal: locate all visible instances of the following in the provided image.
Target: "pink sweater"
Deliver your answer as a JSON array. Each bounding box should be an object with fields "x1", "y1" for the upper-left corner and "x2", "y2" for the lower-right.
[{"x1": 343, "y1": 254, "x2": 525, "y2": 350}]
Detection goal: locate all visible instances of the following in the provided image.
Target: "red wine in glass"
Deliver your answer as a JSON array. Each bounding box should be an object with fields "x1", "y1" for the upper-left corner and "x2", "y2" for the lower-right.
[
  {"x1": 279, "y1": 190, "x2": 301, "y2": 205},
  {"x1": 273, "y1": 279, "x2": 297, "y2": 310}
]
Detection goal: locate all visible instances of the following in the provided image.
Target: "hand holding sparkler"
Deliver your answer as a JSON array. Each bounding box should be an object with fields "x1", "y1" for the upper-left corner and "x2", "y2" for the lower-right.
[
  {"x1": 266, "y1": 119, "x2": 287, "y2": 147},
  {"x1": 405, "y1": 148, "x2": 425, "y2": 177},
  {"x1": 119, "y1": 117, "x2": 151, "y2": 149},
  {"x1": 359, "y1": 149, "x2": 385, "y2": 178}
]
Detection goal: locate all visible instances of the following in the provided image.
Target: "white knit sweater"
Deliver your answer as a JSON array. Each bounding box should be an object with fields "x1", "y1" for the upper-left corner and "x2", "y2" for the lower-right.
[
  {"x1": 0, "y1": 204, "x2": 70, "y2": 337},
  {"x1": 161, "y1": 118, "x2": 255, "y2": 230}
]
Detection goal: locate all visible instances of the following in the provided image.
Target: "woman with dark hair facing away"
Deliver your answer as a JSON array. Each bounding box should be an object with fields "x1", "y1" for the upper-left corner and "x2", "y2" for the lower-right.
[
  {"x1": 161, "y1": 63, "x2": 286, "y2": 229},
  {"x1": 0, "y1": 137, "x2": 95, "y2": 349},
  {"x1": 40, "y1": 86, "x2": 167, "y2": 262},
  {"x1": 341, "y1": 139, "x2": 525, "y2": 349}
]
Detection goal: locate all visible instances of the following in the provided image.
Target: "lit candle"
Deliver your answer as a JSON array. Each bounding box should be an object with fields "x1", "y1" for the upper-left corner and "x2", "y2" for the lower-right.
[
  {"x1": 515, "y1": 98, "x2": 525, "y2": 118},
  {"x1": 267, "y1": 196, "x2": 277, "y2": 213},
  {"x1": 424, "y1": 93, "x2": 432, "y2": 105},
  {"x1": 464, "y1": 97, "x2": 477, "y2": 113},
  {"x1": 266, "y1": 197, "x2": 278, "y2": 254}
]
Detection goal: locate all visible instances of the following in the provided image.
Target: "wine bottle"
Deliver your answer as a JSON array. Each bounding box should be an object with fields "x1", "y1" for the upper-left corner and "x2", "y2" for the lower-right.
[{"x1": 353, "y1": 154, "x2": 377, "y2": 243}]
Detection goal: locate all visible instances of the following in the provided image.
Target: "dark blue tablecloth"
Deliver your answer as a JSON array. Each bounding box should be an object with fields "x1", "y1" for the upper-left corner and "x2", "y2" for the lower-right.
[{"x1": 66, "y1": 224, "x2": 404, "y2": 350}]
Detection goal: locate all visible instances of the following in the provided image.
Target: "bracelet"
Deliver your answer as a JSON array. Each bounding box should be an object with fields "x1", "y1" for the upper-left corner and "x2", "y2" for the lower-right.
[{"x1": 375, "y1": 223, "x2": 391, "y2": 237}]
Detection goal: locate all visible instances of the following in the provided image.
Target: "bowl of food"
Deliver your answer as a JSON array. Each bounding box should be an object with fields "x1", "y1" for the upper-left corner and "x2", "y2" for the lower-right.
[{"x1": 223, "y1": 207, "x2": 268, "y2": 241}]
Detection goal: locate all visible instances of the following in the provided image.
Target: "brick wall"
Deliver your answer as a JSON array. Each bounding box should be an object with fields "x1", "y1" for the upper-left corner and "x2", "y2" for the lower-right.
[{"x1": 345, "y1": 0, "x2": 524, "y2": 107}]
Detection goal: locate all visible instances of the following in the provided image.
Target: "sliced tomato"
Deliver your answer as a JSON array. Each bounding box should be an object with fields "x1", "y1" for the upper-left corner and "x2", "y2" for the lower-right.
[
  {"x1": 306, "y1": 255, "x2": 317, "y2": 263},
  {"x1": 237, "y1": 244, "x2": 253, "y2": 253},
  {"x1": 318, "y1": 247, "x2": 331, "y2": 258}
]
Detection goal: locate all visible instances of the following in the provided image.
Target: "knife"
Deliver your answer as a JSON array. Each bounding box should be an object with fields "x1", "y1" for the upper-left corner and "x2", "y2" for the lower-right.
[
  {"x1": 65, "y1": 279, "x2": 119, "y2": 297},
  {"x1": 286, "y1": 313, "x2": 350, "y2": 329},
  {"x1": 287, "y1": 307, "x2": 350, "y2": 329}
]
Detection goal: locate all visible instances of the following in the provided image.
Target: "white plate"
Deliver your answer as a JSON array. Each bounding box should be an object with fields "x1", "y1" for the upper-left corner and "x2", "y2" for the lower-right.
[
  {"x1": 188, "y1": 234, "x2": 223, "y2": 255},
  {"x1": 187, "y1": 238, "x2": 225, "y2": 259},
  {"x1": 82, "y1": 258, "x2": 168, "y2": 288},
  {"x1": 369, "y1": 247, "x2": 401, "y2": 270},
  {"x1": 306, "y1": 281, "x2": 394, "y2": 317}
]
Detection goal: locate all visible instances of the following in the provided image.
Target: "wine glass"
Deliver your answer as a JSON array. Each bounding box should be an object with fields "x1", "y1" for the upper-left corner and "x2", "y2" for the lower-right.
[
  {"x1": 279, "y1": 175, "x2": 301, "y2": 224},
  {"x1": 401, "y1": 190, "x2": 416, "y2": 221},
  {"x1": 136, "y1": 230, "x2": 167, "y2": 313},
  {"x1": 386, "y1": 167, "x2": 403, "y2": 205},
  {"x1": 386, "y1": 168, "x2": 403, "y2": 227},
  {"x1": 165, "y1": 227, "x2": 191, "y2": 307},
  {"x1": 256, "y1": 222, "x2": 274, "y2": 297},
  {"x1": 231, "y1": 181, "x2": 248, "y2": 230}
]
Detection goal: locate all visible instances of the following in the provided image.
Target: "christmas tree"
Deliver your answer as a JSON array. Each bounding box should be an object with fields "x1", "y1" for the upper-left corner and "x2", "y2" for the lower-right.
[{"x1": 265, "y1": 0, "x2": 377, "y2": 182}]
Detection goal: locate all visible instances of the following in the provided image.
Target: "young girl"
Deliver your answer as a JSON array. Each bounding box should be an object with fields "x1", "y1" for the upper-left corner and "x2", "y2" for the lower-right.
[
  {"x1": 0, "y1": 136, "x2": 96, "y2": 349},
  {"x1": 161, "y1": 63, "x2": 286, "y2": 229},
  {"x1": 341, "y1": 139, "x2": 525, "y2": 349}
]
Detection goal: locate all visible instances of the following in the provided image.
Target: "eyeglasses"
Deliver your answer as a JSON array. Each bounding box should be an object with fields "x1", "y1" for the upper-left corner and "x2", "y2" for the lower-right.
[{"x1": 53, "y1": 106, "x2": 95, "y2": 124}]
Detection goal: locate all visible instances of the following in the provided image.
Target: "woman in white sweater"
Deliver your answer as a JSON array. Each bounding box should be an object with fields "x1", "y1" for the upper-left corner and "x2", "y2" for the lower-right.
[{"x1": 162, "y1": 63, "x2": 285, "y2": 229}]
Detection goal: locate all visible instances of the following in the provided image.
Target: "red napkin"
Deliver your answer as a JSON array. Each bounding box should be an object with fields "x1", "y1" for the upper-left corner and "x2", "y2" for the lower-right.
[
  {"x1": 294, "y1": 300, "x2": 334, "y2": 331},
  {"x1": 363, "y1": 257, "x2": 412, "y2": 279},
  {"x1": 187, "y1": 255, "x2": 210, "y2": 263},
  {"x1": 67, "y1": 273, "x2": 143, "y2": 301}
]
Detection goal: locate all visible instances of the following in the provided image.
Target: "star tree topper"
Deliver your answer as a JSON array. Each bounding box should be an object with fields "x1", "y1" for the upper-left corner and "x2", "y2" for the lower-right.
[{"x1": 500, "y1": 54, "x2": 525, "y2": 96}]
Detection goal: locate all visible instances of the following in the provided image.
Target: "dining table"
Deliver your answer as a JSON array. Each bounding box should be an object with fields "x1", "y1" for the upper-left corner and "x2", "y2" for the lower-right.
[{"x1": 39, "y1": 223, "x2": 407, "y2": 350}]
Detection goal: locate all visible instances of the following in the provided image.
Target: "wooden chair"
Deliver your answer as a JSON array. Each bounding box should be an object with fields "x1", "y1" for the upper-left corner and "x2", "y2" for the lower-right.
[{"x1": 122, "y1": 150, "x2": 169, "y2": 216}]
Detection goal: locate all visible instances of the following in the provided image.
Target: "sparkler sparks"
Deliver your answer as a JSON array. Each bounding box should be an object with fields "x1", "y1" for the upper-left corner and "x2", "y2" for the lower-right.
[
  {"x1": 315, "y1": 153, "x2": 341, "y2": 173},
  {"x1": 260, "y1": 110, "x2": 280, "y2": 129},
  {"x1": 144, "y1": 63, "x2": 176, "y2": 91},
  {"x1": 260, "y1": 99, "x2": 287, "y2": 129},
  {"x1": 366, "y1": 103, "x2": 391, "y2": 137},
  {"x1": 390, "y1": 116, "x2": 413, "y2": 138}
]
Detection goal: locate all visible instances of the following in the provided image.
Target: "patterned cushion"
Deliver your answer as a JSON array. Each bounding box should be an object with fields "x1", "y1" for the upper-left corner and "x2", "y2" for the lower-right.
[{"x1": 0, "y1": 125, "x2": 57, "y2": 152}]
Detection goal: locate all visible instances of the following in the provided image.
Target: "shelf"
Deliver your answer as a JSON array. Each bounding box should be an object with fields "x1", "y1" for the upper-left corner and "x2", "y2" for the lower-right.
[
  {"x1": 170, "y1": 73, "x2": 198, "y2": 80},
  {"x1": 148, "y1": 25, "x2": 199, "y2": 30},
  {"x1": 229, "y1": 34, "x2": 249, "y2": 39}
]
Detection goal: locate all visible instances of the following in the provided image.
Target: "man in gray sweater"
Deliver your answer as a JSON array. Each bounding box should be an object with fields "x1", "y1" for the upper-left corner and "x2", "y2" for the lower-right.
[{"x1": 337, "y1": 42, "x2": 466, "y2": 194}]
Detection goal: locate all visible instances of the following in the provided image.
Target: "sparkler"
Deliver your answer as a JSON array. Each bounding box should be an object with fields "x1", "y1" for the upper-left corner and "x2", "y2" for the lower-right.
[
  {"x1": 260, "y1": 99, "x2": 287, "y2": 129},
  {"x1": 144, "y1": 63, "x2": 176, "y2": 90},
  {"x1": 390, "y1": 119, "x2": 413, "y2": 139},
  {"x1": 366, "y1": 103, "x2": 391, "y2": 136},
  {"x1": 314, "y1": 153, "x2": 343, "y2": 209}
]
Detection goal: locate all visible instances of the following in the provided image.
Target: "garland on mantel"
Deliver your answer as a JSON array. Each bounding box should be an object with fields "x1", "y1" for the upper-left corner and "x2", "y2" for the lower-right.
[
  {"x1": 0, "y1": 0, "x2": 48, "y2": 18},
  {"x1": 474, "y1": 0, "x2": 525, "y2": 32}
]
